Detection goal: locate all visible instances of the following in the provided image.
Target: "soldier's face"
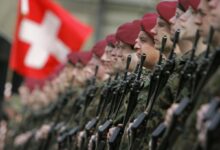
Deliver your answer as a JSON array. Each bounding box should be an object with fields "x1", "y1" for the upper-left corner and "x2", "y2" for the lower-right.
[
  {"x1": 84, "y1": 55, "x2": 108, "y2": 81},
  {"x1": 110, "y1": 45, "x2": 121, "y2": 74},
  {"x1": 101, "y1": 45, "x2": 115, "y2": 75},
  {"x1": 169, "y1": 8, "x2": 185, "y2": 38},
  {"x1": 151, "y1": 17, "x2": 173, "y2": 51},
  {"x1": 64, "y1": 64, "x2": 74, "y2": 82},
  {"x1": 116, "y1": 41, "x2": 139, "y2": 72},
  {"x1": 73, "y1": 63, "x2": 87, "y2": 87},
  {"x1": 180, "y1": 7, "x2": 199, "y2": 40},
  {"x1": 58, "y1": 71, "x2": 70, "y2": 90},
  {"x1": 83, "y1": 56, "x2": 98, "y2": 79},
  {"x1": 135, "y1": 31, "x2": 159, "y2": 69},
  {"x1": 195, "y1": 0, "x2": 212, "y2": 38},
  {"x1": 135, "y1": 31, "x2": 154, "y2": 57},
  {"x1": 209, "y1": 0, "x2": 220, "y2": 31},
  {"x1": 19, "y1": 85, "x2": 30, "y2": 102}
]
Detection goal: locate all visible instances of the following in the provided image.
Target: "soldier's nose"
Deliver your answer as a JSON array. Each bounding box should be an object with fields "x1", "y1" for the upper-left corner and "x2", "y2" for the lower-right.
[
  {"x1": 195, "y1": 16, "x2": 202, "y2": 25},
  {"x1": 169, "y1": 16, "x2": 176, "y2": 25},
  {"x1": 134, "y1": 43, "x2": 140, "y2": 51},
  {"x1": 136, "y1": 50, "x2": 142, "y2": 58},
  {"x1": 151, "y1": 27, "x2": 156, "y2": 34},
  {"x1": 208, "y1": 0, "x2": 218, "y2": 9}
]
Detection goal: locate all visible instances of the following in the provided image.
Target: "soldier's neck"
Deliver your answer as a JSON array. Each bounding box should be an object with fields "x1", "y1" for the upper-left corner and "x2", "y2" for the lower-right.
[
  {"x1": 178, "y1": 40, "x2": 193, "y2": 54},
  {"x1": 195, "y1": 38, "x2": 206, "y2": 56},
  {"x1": 100, "y1": 74, "x2": 110, "y2": 81},
  {"x1": 163, "y1": 46, "x2": 181, "y2": 58},
  {"x1": 212, "y1": 32, "x2": 220, "y2": 48}
]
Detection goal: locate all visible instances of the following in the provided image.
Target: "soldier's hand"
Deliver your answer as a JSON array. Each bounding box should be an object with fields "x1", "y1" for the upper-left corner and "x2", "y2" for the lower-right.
[
  {"x1": 107, "y1": 127, "x2": 117, "y2": 140},
  {"x1": 77, "y1": 131, "x2": 85, "y2": 148},
  {"x1": 35, "y1": 124, "x2": 51, "y2": 140},
  {"x1": 0, "y1": 121, "x2": 7, "y2": 149},
  {"x1": 196, "y1": 104, "x2": 209, "y2": 131},
  {"x1": 164, "y1": 103, "x2": 179, "y2": 126},
  {"x1": 196, "y1": 104, "x2": 210, "y2": 148},
  {"x1": 88, "y1": 134, "x2": 97, "y2": 150},
  {"x1": 14, "y1": 131, "x2": 33, "y2": 146}
]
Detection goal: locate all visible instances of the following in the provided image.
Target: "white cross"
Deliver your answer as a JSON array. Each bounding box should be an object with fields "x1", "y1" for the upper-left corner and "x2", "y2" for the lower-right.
[{"x1": 19, "y1": 11, "x2": 70, "y2": 69}]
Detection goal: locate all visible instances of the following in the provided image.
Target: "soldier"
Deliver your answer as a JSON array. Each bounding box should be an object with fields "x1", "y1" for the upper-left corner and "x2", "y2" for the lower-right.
[
  {"x1": 208, "y1": 0, "x2": 220, "y2": 47},
  {"x1": 73, "y1": 51, "x2": 93, "y2": 87},
  {"x1": 135, "y1": 13, "x2": 160, "y2": 70},
  {"x1": 169, "y1": 0, "x2": 192, "y2": 54},
  {"x1": 115, "y1": 20, "x2": 140, "y2": 72},
  {"x1": 195, "y1": 0, "x2": 220, "y2": 47},
  {"x1": 151, "y1": 0, "x2": 181, "y2": 57},
  {"x1": 209, "y1": 0, "x2": 220, "y2": 30},
  {"x1": 126, "y1": 13, "x2": 161, "y2": 150},
  {"x1": 101, "y1": 34, "x2": 117, "y2": 76},
  {"x1": 84, "y1": 39, "x2": 109, "y2": 82},
  {"x1": 178, "y1": 0, "x2": 206, "y2": 56}
]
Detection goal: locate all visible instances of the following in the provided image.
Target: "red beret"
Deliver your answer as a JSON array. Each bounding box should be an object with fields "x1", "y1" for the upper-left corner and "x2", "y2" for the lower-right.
[
  {"x1": 116, "y1": 20, "x2": 141, "y2": 47},
  {"x1": 55, "y1": 63, "x2": 65, "y2": 74},
  {"x1": 141, "y1": 13, "x2": 158, "y2": 39},
  {"x1": 24, "y1": 77, "x2": 45, "y2": 91},
  {"x1": 178, "y1": 0, "x2": 190, "y2": 11},
  {"x1": 156, "y1": 1, "x2": 178, "y2": 23},
  {"x1": 77, "y1": 51, "x2": 93, "y2": 66},
  {"x1": 45, "y1": 63, "x2": 65, "y2": 81},
  {"x1": 92, "y1": 39, "x2": 107, "y2": 58},
  {"x1": 106, "y1": 34, "x2": 117, "y2": 46},
  {"x1": 142, "y1": 12, "x2": 157, "y2": 19},
  {"x1": 187, "y1": 0, "x2": 200, "y2": 11},
  {"x1": 67, "y1": 52, "x2": 78, "y2": 65}
]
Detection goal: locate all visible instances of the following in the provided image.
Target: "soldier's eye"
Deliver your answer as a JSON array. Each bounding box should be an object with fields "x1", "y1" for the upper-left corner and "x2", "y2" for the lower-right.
[
  {"x1": 158, "y1": 22, "x2": 165, "y2": 27},
  {"x1": 176, "y1": 13, "x2": 180, "y2": 19},
  {"x1": 140, "y1": 37, "x2": 146, "y2": 42},
  {"x1": 191, "y1": 11, "x2": 196, "y2": 15},
  {"x1": 198, "y1": 10, "x2": 206, "y2": 17}
]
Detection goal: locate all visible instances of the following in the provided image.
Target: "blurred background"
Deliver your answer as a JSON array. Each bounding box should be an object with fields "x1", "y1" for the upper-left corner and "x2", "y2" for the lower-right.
[
  {"x1": 0, "y1": 0, "x2": 160, "y2": 49},
  {"x1": 0, "y1": 0, "x2": 159, "y2": 95}
]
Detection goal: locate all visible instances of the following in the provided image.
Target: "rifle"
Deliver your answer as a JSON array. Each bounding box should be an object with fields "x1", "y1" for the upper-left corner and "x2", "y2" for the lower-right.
[
  {"x1": 39, "y1": 92, "x2": 70, "y2": 150},
  {"x1": 77, "y1": 67, "x2": 129, "y2": 150},
  {"x1": 96, "y1": 56, "x2": 132, "y2": 150},
  {"x1": 192, "y1": 27, "x2": 214, "y2": 94},
  {"x1": 175, "y1": 30, "x2": 200, "y2": 100},
  {"x1": 150, "y1": 123, "x2": 167, "y2": 150},
  {"x1": 144, "y1": 35, "x2": 167, "y2": 107},
  {"x1": 82, "y1": 77, "x2": 119, "y2": 150},
  {"x1": 52, "y1": 66, "x2": 99, "y2": 150},
  {"x1": 107, "y1": 54, "x2": 146, "y2": 150},
  {"x1": 82, "y1": 65, "x2": 99, "y2": 116}
]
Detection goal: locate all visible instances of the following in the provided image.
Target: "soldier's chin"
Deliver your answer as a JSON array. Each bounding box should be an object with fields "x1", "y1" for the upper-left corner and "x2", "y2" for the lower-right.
[
  {"x1": 154, "y1": 43, "x2": 161, "y2": 50},
  {"x1": 106, "y1": 68, "x2": 113, "y2": 75},
  {"x1": 200, "y1": 30, "x2": 208, "y2": 40},
  {"x1": 170, "y1": 36, "x2": 173, "y2": 42}
]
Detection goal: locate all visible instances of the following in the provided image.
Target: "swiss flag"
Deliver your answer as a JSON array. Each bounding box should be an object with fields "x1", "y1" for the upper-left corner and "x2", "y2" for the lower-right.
[{"x1": 10, "y1": 0, "x2": 93, "y2": 79}]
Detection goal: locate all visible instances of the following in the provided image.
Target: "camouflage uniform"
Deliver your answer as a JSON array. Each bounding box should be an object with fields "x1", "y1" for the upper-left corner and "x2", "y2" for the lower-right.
[
  {"x1": 172, "y1": 50, "x2": 220, "y2": 150},
  {"x1": 139, "y1": 51, "x2": 192, "y2": 150}
]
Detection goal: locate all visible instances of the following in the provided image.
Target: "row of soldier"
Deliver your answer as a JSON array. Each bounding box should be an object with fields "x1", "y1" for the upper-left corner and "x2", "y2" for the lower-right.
[{"x1": 1, "y1": 0, "x2": 220, "y2": 149}]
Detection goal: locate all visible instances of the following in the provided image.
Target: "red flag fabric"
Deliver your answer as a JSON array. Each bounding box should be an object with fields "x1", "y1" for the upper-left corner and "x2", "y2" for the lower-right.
[{"x1": 10, "y1": 0, "x2": 93, "y2": 79}]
